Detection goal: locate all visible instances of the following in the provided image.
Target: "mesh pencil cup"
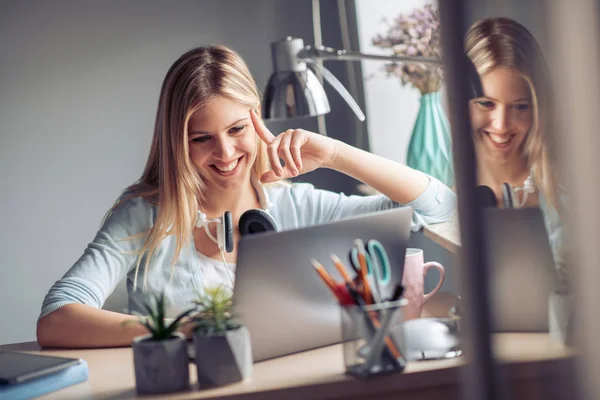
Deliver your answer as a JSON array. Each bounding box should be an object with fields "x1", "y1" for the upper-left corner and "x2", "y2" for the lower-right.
[{"x1": 340, "y1": 299, "x2": 408, "y2": 377}]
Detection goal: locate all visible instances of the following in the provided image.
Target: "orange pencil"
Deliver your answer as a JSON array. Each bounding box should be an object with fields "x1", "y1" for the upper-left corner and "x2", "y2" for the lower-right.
[
  {"x1": 354, "y1": 239, "x2": 372, "y2": 304},
  {"x1": 330, "y1": 254, "x2": 354, "y2": 287},
  {"x1": 311, "y1": 259, "x2": 341, "y2": 301}
]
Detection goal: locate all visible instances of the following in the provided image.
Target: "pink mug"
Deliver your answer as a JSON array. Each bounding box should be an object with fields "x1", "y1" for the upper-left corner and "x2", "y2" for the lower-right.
[{"x1": 402, "y1": 248, "x2": 445, "y2": 320}]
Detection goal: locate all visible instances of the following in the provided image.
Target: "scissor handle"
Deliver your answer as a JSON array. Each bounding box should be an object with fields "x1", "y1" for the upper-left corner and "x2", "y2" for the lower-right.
[
  {"x1": 367, "y1": 240, "x2": 391, "y2": 284},
  {"x1": 349, "y1": 240, "x2": 391, "y2": 284}
]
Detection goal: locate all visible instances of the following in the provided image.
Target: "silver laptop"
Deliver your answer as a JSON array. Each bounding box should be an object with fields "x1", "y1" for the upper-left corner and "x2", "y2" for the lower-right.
[
  {"x1": 483, "y1": 208, "x2": 558, "y2": 332},
  {"x1": 233, "y1": 207, "x2": 413, "y2": 361}
]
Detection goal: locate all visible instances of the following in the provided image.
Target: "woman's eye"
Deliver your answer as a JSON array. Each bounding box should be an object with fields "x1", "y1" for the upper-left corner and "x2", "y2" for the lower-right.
[
  {"x1": 191, "y1": 136, "x2": 212, "y2": 143},
  {"x1": 476, "y1": 100, "x2": 495, "y2": 109},
  {"x1": 229, "y1": 125, "x2": 246, "y2": 134},
  {"x1": 514, "y1": 103, "x2": 531, "y2": 111}
]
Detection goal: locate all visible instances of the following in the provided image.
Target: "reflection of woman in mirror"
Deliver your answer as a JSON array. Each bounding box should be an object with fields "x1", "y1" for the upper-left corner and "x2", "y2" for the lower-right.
[
  {"x1": 37, "y1": 45, "x2": 456, "y2": 348},
  {"x1": 466, "y1": 18, "x2": 566, "y2": 273}
]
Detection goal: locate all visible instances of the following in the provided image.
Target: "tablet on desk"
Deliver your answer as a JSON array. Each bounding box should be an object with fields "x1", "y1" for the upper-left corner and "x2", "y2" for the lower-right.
[{"x1": 0, "y1": 351, "x2": 81, "y2": 385}]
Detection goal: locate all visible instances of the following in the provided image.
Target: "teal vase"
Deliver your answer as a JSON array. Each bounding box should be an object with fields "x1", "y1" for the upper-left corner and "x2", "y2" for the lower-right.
[{"x1": 406, "y1": 91, "x2": 454, "y2": 187}]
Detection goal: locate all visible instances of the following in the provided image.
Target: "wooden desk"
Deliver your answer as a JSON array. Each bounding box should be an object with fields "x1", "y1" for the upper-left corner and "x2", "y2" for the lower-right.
[
  {"x1": 1, "y1": 334, "x2": 573, "y2": 400},
  {"x1": 422, "y1": 214, "x2": 461, "y2": 254}
]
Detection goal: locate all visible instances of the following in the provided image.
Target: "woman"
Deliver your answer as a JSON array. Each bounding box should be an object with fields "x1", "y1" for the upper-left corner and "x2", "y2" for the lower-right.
[
  {"x1": 37, "y1": 45, "x2": 456, "y2": 348},
  {"x1": 466, "y1": 17, "x2": 566, "y2": 274}
]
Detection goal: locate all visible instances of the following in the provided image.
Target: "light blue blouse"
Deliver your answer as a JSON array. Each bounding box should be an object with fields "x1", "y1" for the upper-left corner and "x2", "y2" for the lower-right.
[{"x1": 39, "y1": 178, "x2": 456, "y2": 319}]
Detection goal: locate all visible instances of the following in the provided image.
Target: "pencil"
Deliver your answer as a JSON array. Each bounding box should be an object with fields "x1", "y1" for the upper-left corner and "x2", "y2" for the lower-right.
[
  {"x1": 330, "y1": 253, "x2": 354, "y2": 287},
  {"x1": 346, "y1": 283, "x2": 403, "y2": 361},
  {"x1": 354, "y1": 239, "x2": 372, "y2": 304},
  {"x1": 311, "y1": 259, "x2": 340, "y2": 301}
]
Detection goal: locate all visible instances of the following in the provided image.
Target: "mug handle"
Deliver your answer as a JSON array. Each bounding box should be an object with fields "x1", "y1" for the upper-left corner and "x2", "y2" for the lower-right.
[{"x1": 422, "y1": 262, "x2": 445, "y2": 302}]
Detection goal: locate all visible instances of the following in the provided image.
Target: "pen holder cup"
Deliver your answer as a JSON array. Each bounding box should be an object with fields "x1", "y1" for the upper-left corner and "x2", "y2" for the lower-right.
[{"x1": 340, "y1": 299, "x2": 408, "y2": 378}]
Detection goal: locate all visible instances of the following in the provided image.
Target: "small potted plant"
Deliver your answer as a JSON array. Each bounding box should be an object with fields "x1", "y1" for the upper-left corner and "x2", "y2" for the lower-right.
[
  {"x1": 191, "y1": 286, "x2": 252, "y2": 387},
  {"x1": 128, "y1": 292, "x2": 196, "y2": 394}
]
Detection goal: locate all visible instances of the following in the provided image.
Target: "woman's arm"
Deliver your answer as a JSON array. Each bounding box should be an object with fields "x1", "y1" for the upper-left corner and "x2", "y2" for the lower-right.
[
  {"x1": 37, "y1": 304, "x2": 194, "y2": 348},
  {"x1": 252, "y1": 109, "x2": 431, "y2": 203},
  {"x1": 37, "y1": 196, "x2": 154, "y2": 348},
  {"x1": 325, "y1": 140, "x2": 430, "y2": 204},
  {"x1": 37, "y1": 304, "x2": 147, "y2": 348}
]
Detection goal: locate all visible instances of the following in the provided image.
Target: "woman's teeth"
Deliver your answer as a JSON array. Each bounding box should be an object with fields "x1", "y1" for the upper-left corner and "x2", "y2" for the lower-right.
[
  {"x1": 487, "y1": 131, "x2": 513, "y2": 145},
  {"x1": 489, "y1": 133, "x2": 510, "y2": 144},
  {"x1": 214, "y1": 159, "x2": 239, "y2": 172}
]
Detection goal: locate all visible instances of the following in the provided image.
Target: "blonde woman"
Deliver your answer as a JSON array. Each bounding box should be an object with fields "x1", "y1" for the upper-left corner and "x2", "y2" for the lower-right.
[
  {"x1": 37, "y1": 45, "x2": 456, "y2": 348},
  {"x1": 466, "y1": 18, "x2": 566, "y2": 271}
]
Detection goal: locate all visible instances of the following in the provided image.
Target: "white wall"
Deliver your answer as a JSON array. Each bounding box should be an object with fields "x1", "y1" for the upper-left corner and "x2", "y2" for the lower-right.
[
  {"x1": 0, "y1": 0, "x2": 321, "y2": 345},
  {"x1": 354, "y1": 0, "x2": 435, "y2": 164}
]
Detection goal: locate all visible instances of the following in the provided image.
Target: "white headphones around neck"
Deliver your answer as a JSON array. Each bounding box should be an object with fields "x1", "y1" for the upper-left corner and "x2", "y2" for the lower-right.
[
  {"x1": 195, "y1": 177, "x2": 277, "y2": 288},
  {"x1": 503, "y1": 171, "x2": 536, "y2": 209},
  {"x1": 195, "y1": 175, "x2": 277, "y2": 253}
]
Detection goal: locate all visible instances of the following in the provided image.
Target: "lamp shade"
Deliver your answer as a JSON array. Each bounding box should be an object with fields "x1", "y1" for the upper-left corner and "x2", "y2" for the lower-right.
[
  {"x1": 262, "y1": 37, "x2": 330, "y2": 120},
  {"x1": 262, "y1": 69, "x2": 330, "y2": 120}
]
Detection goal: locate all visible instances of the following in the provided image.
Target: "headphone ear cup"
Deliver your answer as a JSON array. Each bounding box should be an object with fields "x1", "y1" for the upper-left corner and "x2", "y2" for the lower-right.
[
  {"x1": 239, "y1": 209, "x2": 277, "y2": 236},
  {"x1": 223, "y1": 211, "x2": 234, "y2": 253}
]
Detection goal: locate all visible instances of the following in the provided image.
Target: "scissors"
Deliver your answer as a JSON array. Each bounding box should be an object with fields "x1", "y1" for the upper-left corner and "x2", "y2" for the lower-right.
[{"x1": 350, "y1": 239, "x2": 392, "y2": 304}]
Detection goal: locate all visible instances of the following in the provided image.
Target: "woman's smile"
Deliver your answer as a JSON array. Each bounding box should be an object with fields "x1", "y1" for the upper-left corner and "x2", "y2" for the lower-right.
[{"x1": 210, "y1": 156, "x2": 243, "y2": 177}]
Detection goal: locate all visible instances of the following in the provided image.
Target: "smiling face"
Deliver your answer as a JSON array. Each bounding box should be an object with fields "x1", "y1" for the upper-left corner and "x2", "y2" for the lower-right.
[
  {"x1": 188, "y1": 95, "x2": 257, "y2": 193},
  {"x1": 470, "y1": 67, "x2": 533, "y2": 165}
]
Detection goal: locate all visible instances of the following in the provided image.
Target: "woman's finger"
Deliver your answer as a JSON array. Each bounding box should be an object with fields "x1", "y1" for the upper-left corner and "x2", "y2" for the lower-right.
[
  {"x1": 250, "y1": 108, "x2": 276, "y2": 144},
  {"x1": 267, "y1": 134, "x2": 284, "y2": 177},
  {"x1": 290, "y1": 130, "x2": 306, "y2": 172},
  {"x1": 278, "y1": 130, "x2": 299, "y2": 176}
]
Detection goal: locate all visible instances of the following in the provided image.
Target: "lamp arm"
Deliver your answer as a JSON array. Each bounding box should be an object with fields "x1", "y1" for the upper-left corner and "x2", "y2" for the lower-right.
[
  {"x1": 299, "y1": 45, "x2": 443, "y2": 66},
  {"x1": 297, "y1": 44, "x2": 443, "y2": 122},
  {"x1": 307, "y1": 61, "x2": 366, "y2": 121}
]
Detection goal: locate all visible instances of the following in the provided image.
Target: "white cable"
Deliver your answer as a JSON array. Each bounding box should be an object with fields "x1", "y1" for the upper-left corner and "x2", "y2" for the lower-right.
[
  {"x1": 196, "y1": 211, "x2": 221, "y2": 243},
  {"x1": 512, "y1": 172, "x2": 536, "y2": 208},
  {"x1": 220, "y1": 249, "x2": 235, "y2": 288}
]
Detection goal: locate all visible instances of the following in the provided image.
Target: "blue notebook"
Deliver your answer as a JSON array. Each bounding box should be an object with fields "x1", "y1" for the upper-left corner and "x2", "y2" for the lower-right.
[{"x1": 0, "y1": 359, "x2": 89, "y2": 400}]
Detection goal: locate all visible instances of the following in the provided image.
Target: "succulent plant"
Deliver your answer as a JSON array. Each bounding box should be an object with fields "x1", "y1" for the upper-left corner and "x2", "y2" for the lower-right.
[
  {"x1": 192, "y1": 286, "x2": 241, "y2": 336},
  {"x1": 128, "y1": 292, "x2": 196, "y2": 341}
]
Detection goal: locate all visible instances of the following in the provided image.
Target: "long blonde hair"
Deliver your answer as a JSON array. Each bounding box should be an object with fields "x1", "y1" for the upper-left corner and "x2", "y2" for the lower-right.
[
  {"x1": 466, "y1": 17, "x2": 559, "y2": 210},
  {"x1": 111, "y1": 45, "x2": 270, "y2": 290}
]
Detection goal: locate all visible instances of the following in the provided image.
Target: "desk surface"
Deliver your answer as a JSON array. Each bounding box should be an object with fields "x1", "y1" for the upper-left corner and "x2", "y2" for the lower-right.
[
  {"x1": 1, "y1": 334, "x2": 572, "y2": 400},
  {"x1": 422, "y1": 214, "x2": 461, "y2": 253}
]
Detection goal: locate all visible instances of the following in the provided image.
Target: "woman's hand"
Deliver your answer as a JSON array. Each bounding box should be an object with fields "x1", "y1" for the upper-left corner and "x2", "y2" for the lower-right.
[{"x1": 250, "y1": 109, "x2": 338, "y2": 183}]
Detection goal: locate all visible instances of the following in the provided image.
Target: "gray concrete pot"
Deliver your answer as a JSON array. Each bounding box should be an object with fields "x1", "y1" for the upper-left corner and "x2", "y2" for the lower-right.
[
  {"x1": 193, "y1": 325, "x2": 252, "y2": 387},
  {"x1": 132, "y1": 332, "x2": 190, "y2": 394}
]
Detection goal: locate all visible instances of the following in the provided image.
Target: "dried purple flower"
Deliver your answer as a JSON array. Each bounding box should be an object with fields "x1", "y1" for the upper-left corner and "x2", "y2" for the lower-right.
[{"x1": 371, "y1": 4, "x2": 443, "y2": 94}]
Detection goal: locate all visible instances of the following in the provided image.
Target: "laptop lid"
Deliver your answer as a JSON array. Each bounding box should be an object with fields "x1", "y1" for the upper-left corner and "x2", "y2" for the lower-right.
[
  {"x1": 483, "y1": 208, "x2": 558, "y2": 332},
  {"x1": 233, "y1": 207, "x2": 413, "y2": 361}
]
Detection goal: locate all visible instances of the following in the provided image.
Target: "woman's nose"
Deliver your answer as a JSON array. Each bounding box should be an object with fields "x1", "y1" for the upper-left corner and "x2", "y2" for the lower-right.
[
  {"x1": 490, "y1": 107, "x2": 510, "y2": 133},
  {"x1": 214, "y1": 136, "x2": 235, "y2": 160}
]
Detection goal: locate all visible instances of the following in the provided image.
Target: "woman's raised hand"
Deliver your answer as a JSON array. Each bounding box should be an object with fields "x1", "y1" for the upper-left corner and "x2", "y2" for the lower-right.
[{"x1": 250, "y1": 109, "x2": 338, "y2": 183}]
